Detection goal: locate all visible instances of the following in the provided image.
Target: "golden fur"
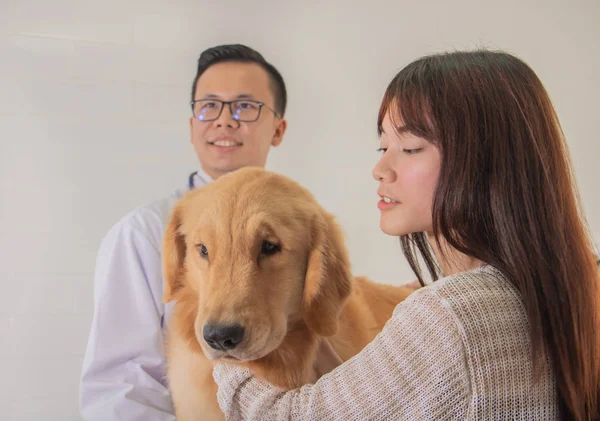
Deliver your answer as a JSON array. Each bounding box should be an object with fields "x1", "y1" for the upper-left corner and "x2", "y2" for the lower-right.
[{"x1": 162, "y1": 167, "x2": 413, "y2": 421}]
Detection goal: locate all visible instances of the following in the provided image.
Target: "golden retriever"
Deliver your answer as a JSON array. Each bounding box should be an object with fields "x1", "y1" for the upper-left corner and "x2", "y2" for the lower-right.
[{"x1": 162, "y1": 167, "x2": 414, "y2": 421}]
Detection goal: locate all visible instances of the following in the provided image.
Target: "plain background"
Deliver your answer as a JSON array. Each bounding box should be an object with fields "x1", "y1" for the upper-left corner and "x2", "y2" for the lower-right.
[{"x1": 0, "y1": 0, "x2": 598, "y2": 419}]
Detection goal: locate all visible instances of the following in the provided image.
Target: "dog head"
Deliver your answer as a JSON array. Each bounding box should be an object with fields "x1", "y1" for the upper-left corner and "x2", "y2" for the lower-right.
[{"x1": 163, "y1": 167, "x2": 353, "y2": 362}]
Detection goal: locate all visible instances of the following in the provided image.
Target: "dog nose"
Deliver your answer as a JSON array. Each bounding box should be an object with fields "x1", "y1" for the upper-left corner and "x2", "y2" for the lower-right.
[{"x1": 203, "y1": 323, "x2": 245, "y2": 351}]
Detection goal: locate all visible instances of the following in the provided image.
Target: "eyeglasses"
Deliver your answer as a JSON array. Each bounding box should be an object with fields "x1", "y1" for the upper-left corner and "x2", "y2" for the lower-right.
[{"x1": 190, "y1": 99, "x2": 279, "y2": 122}]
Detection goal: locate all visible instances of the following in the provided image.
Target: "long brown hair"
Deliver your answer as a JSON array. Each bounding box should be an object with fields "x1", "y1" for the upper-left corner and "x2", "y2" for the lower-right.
[{"x1": 378, "y1": 50, "x2": 600, "y2": 420}]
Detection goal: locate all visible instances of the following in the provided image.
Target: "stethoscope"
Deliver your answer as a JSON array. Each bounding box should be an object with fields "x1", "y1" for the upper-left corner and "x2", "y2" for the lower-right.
[{"x1": 188, "y1": 171, "x2": 198, "y2": 190}]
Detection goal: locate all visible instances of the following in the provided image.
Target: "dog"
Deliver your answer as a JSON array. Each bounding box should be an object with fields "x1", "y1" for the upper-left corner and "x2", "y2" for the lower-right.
[{"x1": 162, "y1": 167, "x2": 414, "y2": 421}]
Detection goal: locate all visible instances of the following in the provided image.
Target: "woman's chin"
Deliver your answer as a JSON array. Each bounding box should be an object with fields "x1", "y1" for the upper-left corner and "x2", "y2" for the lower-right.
[{"x1": 380, "y1": 222, "x2": 408, "y2": 237}]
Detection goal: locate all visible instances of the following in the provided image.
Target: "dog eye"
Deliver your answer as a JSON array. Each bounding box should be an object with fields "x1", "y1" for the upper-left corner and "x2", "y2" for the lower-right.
[
  {"x1": 260, "y1": 240, "x2": 281, "y2": 256},
  {"x1": 198, "y1": 243, "x2": 209, "y2": 259}
]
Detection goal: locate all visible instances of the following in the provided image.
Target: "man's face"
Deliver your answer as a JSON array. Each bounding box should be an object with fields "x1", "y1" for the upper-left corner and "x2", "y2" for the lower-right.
[{"x1": 190, "y1": 61, "x2": 287, "y2": 179}]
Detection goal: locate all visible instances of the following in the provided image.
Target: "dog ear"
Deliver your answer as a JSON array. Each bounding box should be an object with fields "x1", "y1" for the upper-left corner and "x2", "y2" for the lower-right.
[
  {"x1": 303, "y1": 210, "x2": 353, "y2": 336},
  {"x1": 162, "y1": 199, "x2": 188, "y2": 303}
]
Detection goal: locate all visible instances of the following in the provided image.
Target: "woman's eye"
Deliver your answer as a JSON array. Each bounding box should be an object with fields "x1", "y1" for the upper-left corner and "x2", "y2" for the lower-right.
[
  {"x1": 376, "y1": 148, "x2": 387, "y2": 154},
  {"x1": 403, "y1": 148, "x2": 423, "y2": 155}
]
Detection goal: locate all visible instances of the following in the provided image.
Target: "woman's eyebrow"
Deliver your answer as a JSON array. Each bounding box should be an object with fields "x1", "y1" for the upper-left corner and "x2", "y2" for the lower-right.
[{"x1": 395, "y1": 125, "x2": 410, "y2": 134}]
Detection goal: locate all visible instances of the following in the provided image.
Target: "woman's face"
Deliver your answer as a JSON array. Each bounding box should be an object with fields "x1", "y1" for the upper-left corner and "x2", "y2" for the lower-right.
[{"x1": 372, "y1": 110, "x2": 441, "y2": 237}]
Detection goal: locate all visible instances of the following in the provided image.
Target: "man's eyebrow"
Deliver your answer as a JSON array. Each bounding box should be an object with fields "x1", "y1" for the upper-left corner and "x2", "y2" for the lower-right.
[
  {"x1": 235, "y1": 94, "x2": 256, "y2": 99},
  {"x1": 198, "y1": 93, "x2": 258, "y2": 100}
]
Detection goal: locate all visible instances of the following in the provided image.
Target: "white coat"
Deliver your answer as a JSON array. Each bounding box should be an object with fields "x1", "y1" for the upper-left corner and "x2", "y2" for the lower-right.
[{"x1": 79, "y1": 169, "x2": 213, "y2": 420}]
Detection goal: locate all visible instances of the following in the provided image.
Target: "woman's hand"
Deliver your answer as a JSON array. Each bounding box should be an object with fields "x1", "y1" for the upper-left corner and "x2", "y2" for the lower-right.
[{"x1": 313, "y1": 338, "x2": 343, "y2": 379}]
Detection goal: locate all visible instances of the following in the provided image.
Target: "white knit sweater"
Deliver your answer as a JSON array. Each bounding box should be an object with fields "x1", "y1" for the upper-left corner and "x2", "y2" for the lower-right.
[{"x1": 213, "y1": 264, "x2": 558, "y2": 420}]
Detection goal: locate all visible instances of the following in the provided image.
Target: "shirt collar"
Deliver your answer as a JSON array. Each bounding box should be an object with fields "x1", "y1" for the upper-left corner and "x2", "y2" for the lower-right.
[
  {"x1": 195, "y1": 167, "x2": 214, "y2": 186},
  {"x1": 189, "y1": 167, "x2": 214, "y2": 190}
]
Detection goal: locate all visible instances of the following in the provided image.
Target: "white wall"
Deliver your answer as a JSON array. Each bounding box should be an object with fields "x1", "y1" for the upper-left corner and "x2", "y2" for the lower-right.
[{"x1": 0, "y1": 0, "x2": 598, "y2": 419}]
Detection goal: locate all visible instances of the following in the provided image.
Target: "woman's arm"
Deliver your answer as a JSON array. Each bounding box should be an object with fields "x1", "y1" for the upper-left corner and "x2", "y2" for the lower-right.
[{"x1": 213, "y1": 288, "x2": 471, "y2": 420}]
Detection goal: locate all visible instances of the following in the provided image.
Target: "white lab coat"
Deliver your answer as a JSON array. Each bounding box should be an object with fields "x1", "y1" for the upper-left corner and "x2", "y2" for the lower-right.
[{"x1": 80, "y1": 169, "x2": 213, "y2": 420}]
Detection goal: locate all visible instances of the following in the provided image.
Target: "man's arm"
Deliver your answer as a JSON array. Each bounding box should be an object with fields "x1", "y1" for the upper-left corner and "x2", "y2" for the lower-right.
[{"x1": 80, "y1": 219, "x2": 176, "y2": 420}]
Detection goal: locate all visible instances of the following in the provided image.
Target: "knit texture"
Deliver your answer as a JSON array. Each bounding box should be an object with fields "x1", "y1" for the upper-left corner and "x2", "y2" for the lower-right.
[{"x1": 213, "y1": 264, "x2": 558, "y2": 420}]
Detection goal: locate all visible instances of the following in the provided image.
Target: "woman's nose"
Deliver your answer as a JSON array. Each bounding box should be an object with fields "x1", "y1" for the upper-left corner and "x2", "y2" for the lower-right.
[{"x1": 372, "y1": 156, "x2": 394, "y2": 183}]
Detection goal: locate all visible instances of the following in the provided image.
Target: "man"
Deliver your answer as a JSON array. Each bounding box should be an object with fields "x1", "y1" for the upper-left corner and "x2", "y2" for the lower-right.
[{"x1": 79, "y1": 44, "x2": 288, "y2": 420}]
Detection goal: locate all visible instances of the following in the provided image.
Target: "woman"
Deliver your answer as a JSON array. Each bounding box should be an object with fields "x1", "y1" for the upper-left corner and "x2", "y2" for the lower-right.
[{"x1": 212, "y1": 50, "x2": 600, "y2": 420}]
